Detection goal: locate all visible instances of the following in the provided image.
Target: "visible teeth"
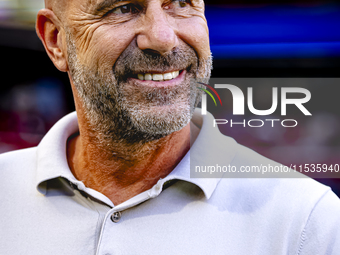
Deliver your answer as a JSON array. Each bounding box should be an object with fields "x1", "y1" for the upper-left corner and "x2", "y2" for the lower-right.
[
  {"x1": 153, "y1": 74, "x2": 164, "y2": 81},
  {"x1": 163, "y1": 72, "x2": 173, "y2": 80},
  {"x1": 137, "y1": 71, "x2": 180, "y2": 81},
  {"x1": 173, "y1": 71, "x2": 179, "y2": 78},
  {"x1": 145, "y1": 74, "x2": 152, "y2": 80}
]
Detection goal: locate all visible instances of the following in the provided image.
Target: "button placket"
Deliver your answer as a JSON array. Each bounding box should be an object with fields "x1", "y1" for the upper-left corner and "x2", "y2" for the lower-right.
[{"x1": 96, "y1": 190, "x2": 154, "y2": 255}]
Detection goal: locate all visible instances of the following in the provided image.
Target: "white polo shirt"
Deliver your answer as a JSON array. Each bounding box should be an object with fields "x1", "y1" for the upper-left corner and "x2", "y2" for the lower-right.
[{"x1": 1, "y1": 111, "x2": 340, "y2": 255}]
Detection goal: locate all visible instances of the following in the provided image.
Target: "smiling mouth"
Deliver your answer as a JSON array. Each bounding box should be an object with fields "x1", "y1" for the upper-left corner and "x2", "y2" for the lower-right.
[{"x1": 136, "y1": 70, "x2": 181, "y2": 82}]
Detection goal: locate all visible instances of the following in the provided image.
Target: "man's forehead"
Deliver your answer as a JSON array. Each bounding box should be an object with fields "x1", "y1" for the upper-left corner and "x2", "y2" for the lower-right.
[
  {"x1": 46, "y1": 0, "x2": 204, "y2": 10},
  {"x1": 45, "y1": 0, "x2": 205, "y2": 24},
  {"x1": 45, "y1": 0, "x2": 129, "y2": 13},
  {"x1": 46, "y1": 0, "x2": 139, "y2": 8}
]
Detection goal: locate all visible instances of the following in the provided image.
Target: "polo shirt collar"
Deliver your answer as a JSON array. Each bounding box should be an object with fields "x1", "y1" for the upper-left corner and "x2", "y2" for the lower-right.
[
  {"x1": 36, "y1": 111, "x2": 78, "y2": 193},
  {"x1": 36, "y1": 109, "x2": 237, "y2": 203}
]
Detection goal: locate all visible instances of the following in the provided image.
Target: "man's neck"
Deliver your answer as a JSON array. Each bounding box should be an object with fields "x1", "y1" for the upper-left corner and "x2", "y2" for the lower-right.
[{"x1": 67, "y1": 121, "x2": 200, "y2": 206}]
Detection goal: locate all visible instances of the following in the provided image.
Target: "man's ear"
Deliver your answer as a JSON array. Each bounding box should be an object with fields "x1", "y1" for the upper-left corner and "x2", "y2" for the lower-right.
[{"x1": 36, "y1": 9, "x2": 68, "y2": 72}]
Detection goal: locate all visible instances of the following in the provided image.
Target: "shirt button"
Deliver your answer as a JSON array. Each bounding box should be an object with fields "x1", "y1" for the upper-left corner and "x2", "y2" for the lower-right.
[{"x1": 111, "y1": 212, "x2": 122, "y2": 223}]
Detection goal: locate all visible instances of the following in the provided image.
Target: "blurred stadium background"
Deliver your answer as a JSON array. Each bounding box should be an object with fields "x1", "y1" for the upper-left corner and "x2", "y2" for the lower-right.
[{"x1": 0, "y1": 0, "x2": 339, "y2": 195}]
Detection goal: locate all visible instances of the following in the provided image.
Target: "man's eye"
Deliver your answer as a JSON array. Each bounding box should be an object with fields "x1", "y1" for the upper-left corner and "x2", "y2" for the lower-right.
[
  {"x1": 111, "y1": 4, "x2": 139, "y2": 15},
  {"x1": 178, "y1": 0, "x2": 189, "y2": 8},
  {"x1": 170, "y1": 0, "x2": 190, "y2": 8}
]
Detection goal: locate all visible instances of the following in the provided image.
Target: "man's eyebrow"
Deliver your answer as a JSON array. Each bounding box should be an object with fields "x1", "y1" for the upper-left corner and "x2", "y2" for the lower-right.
[{"x1": 94, "y1": 0, "x2": 125, "y2": 14}]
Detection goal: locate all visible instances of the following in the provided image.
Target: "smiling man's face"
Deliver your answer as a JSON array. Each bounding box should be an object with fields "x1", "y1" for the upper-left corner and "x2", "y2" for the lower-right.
[{"x1": 62, "y1": 0, "x2": 212, "y2": 143}]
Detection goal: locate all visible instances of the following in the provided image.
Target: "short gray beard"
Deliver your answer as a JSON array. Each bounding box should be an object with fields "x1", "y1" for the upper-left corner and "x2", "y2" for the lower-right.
[{"x1": 66, "y1": 32, "x2": 212, "y2": 147}]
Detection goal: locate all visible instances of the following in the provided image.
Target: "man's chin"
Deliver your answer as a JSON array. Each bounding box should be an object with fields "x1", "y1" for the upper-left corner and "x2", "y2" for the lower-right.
[{"x1": 125, "y1": 103, "x2": 193, "y2": 137}]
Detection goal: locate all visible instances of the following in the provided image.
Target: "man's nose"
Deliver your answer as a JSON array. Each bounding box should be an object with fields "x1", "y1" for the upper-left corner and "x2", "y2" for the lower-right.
[{"x1": 137, "y1": 5, "x2": 178, "y2": 55}]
